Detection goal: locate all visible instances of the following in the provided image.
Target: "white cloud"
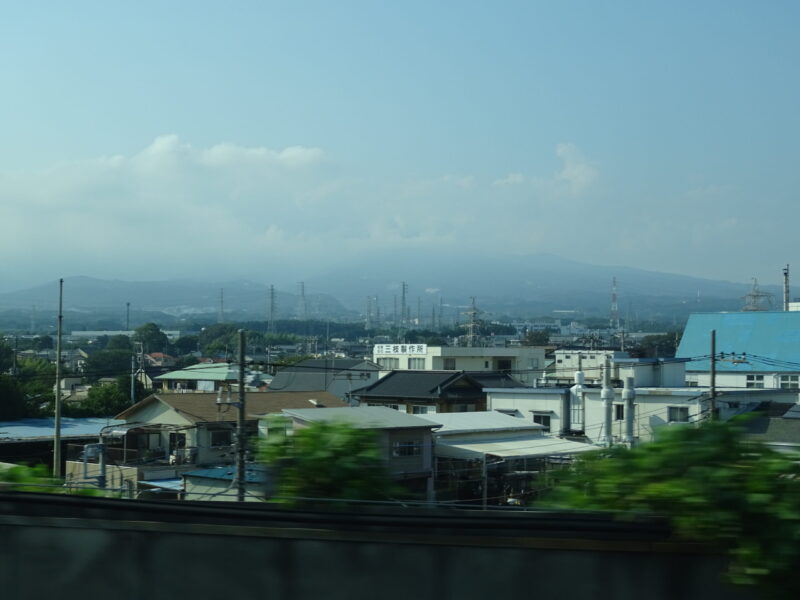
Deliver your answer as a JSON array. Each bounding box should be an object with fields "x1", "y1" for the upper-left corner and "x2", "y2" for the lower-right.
[
  {"x1": 553, "y1": 143, "x2": 597, "y2": 195},
  {"x1": 493, "y1": 173, "x2": 525, "y2": 186}
]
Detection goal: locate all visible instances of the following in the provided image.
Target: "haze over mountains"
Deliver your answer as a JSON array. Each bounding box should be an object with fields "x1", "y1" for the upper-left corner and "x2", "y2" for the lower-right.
[{"x1": 0, "y1": 255, "x2": 779, "y2": 324}]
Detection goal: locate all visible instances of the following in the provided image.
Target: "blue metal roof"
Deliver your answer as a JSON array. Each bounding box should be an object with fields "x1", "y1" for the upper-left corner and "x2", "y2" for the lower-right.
[
  {"x1": 183, "y1": 465, "x2": 268, "y2": 483},
  {"x1": 0, "y1": 418, "x2": 124, "y2": 442},
  {"x1": 677, "y1": 312, "x2": 800, "y2": 373}
]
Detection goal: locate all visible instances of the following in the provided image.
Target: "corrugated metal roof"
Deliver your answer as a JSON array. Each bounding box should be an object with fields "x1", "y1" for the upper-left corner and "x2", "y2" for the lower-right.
[
  {"x1": 677, "y1": 312, "x2": 800, "y2": 372},
  {"x1": 282, "y1": 406, "x2": 438, "y2": 429},
  {"x1": 423, "y1": 411, "x2": 544, "y2": 435},
  {"x1": 155, "y1": 363, "x2": 240, "y2": 381},
  {"x1": 0, "y1": 417, "x2": 124, "y2": 442},
  {"x1": 182, "y1": 466, "x2": 268, "y2": 483},
  {"x1": 436, "y1": 436, "x2": 596, "y2": 459}
]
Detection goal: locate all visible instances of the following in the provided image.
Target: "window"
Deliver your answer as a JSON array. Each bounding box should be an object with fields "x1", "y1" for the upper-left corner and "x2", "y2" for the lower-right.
[
  {"x1": 780, "y1": 375, "x2": 799, "y2": 390},
  {"x1": 497, "y1": 359, "x2": 512, "y2": 371},
  {"x1": 408, "y1": 357, "x2": 425, "y2": 369},
  {"x1": 746, "y1": 375, "x2": 764, "y2": 389},
  {"x1": 614, "y1": 404, "x2": 624, "y2": 421},
  {"x1": 484, "y1": 361, "x2": 489, "y2": 368},
  {"x1": 392, "y1": 441, "x2": 422, "y2": 457},
  {"x1": 412, "y1": 405, "x2": 436, "y2": 414},
  {"x1": 667, "y1": 406, "x2": 689, "y2": 423},
  {"x1": 443, "y1": 358, "x2": 456, "y2": 370},
  {"x1": 532, "y1": 412, "x2": 551, "y2": 432},
  {"x1": 209, "y1": 428, "x2": 232, "y2": 447},
  {"x1": 377, "y1": 357, "x2": 400, "y2": 369}
]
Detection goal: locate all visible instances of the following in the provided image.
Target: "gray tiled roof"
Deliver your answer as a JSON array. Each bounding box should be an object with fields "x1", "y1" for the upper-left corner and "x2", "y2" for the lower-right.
[
  {"x1": 282, "y1": 406, "x2": 438, "y2": 429},
  {"x1": 268, "y1": 359, "x2": 376, "y2": 392}
]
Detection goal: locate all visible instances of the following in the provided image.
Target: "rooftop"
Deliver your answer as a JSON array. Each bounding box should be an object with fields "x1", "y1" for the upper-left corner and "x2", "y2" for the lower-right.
[
  {"x1": 282, "y1": 406, "x2": 439, "y2": 430},
  {"x1": 115, "y1": 392, "x2": 348, "y2": 423},
  {"x1": 422, "y1": 411, "x2": 544, "y2": 435},
  {"x1": 677, "y1": 311, "x2": 800, "y2": 373}
]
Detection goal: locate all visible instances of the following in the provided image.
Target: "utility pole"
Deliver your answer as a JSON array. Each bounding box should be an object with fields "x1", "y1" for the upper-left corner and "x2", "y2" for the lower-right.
[
  {"x1": 783, "y1": 265, "x2": 790, "y2": 312},
  {"x1": 130, "y1": 355, "x2": 136, "y2": 404},
  {"x1": 237, "y1": 329, "x2": 246, "y2": 502},
  {"x1": 710, "y1": 329, "x2": 717, "y2": 421},
  {"x1": 53, "y1": 278, "x2": 63, "y2": 478},
  {"x1": 12, "y1": 336, "x2": 18, "y2": 376},
  {"x1": 268, "y1": 285, "x2": 276, "y2": 334},
  {"x1": 126, "y1": 302, "x2": 130, "y2": 330},
  {"x1": 218, "y1": 288, "x2": 224, "y2": 323}
]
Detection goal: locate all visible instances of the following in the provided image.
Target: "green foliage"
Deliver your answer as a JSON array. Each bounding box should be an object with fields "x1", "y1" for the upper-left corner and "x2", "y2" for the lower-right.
[
  {"x1": 15, "y1": 358, "x2": 56, "y2": 415},
  {"x1": 67, "y1": 375, "x2": 143, "y2": 418},
  {"x1": 0, "y1": 375, "x2": 28, "y2": 420},
  {"x1": 83, "y1": 349, "x2": 131, "y2": 381},
  {"x1": 0, "y1": 464, "x2": 102, "y2": 496},
  {"x1": 628, "y1": 333, "x2": 679, "y2": 358},
  {"x1": 105, "y1": 334, "x2": 132, "y2": 351},
  {"x1": 522, "y1": 329, "x2": 550, "y2": 346},
  {"x1": 539, "y1": 419, "x2": 800, "y2": 593},
  {"x1": 172, "y1": 335, "x2": 199, "y2": 356},
  {"x1": 259, "y1": 419, "x2": 402, "y2": 506},
  {"x1": 133, "y1": 323, "x2": 169, "y2": 353},
  {"x1": 0, "y1": 338, "x2": 13, "y2": 373}
]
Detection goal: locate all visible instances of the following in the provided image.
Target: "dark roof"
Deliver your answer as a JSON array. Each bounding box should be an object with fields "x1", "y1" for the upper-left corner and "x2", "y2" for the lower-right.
[
  {"x1": 466, "y1": 371, "x2": 526, "y2": 388},
  {"x1": 115, "y1": 391, "x2": 347, "y2": 423},
  {"x1": 742, "y1": 403, "x2": 800, "y2": 445},
  {"x1": 268, "y1": 359, "x2": 377, "y2": 392},
  {"x1": 351, "y1": 371, "x2": 493, "y2": 401}
]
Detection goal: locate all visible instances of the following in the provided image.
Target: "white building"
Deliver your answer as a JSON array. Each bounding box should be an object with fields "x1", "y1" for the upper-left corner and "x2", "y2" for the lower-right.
[
  {"x1": 486, "y1": 384, "x2": 798, "y2": 445},
  {"x1": 547, "y1": 350, "x2": 687, "y2": 388},
  {"x1": 372, "y1": 344, "x2": 547, "y2": 385}
]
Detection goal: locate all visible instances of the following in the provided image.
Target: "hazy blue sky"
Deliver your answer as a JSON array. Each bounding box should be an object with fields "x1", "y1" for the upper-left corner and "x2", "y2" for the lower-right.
[{"x1": 1, "y1": 1, "x2": 798, "y2": 291}]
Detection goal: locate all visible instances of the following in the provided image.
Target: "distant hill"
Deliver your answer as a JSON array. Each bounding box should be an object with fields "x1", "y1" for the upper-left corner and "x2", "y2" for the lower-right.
[
  {"x1": 0, "y1": 277, "x2": 350, "y2": 319},
  {"x1": 0, "y1": 255, "x2": 781, "y2": 325}
]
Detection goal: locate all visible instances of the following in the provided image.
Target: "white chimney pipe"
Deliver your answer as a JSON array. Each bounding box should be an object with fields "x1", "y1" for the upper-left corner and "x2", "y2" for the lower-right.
[
  {"x1": 601, "y1": 357, "x2": 614, "y2": 447},
  {"x1": 623, "y1": 376, "x2": 636, "y2": 446}
]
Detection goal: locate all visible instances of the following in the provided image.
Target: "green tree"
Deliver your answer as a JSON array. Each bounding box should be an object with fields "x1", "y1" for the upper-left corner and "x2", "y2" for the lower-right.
[
  {"x1": 133, "y1": 323, "x2": 169, "y2": 353},
  {"x1": 628, "y1": 333, "x2": 679, "y2": 358},
  {"x1": 0, "y1": 338, "x2": 13, "y2": 373},
  {"x1": 15, "y1": 357, "x2": 56, "y2": 413},
  {"x1": 539, "y1": 419, "x2": 800, "y2": 594},
  {"x1": 172, "y1": 335, "x2": 199, "y2": 356},
  {"x1": 105, "y1": 334, "x2": 132, "y2": 351},
  {"x1": 83, "y1": 350, "x2": 131, "y2": 382},
  {"x1": 80, "y1": 381, "x2": 131, "y2": 417},
  {"x1": 260, "y1": 420, "x2": 402, "y2": 506},
  {"x1": 0, "y1": 375, "x2": 28, "y2": 420},
  {"x1": 522, "y1": 329, "x2": 550, "y2": 346}
]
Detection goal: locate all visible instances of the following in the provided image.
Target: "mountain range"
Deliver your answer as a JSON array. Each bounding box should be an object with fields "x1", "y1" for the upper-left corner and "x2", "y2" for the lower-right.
[{"x1": 0, "y1": 254, "x2": 784, "y2": 326}]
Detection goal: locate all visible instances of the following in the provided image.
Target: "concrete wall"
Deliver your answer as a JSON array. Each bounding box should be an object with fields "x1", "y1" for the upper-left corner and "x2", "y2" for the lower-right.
[{"x1": 0, "y1": 493, "x2": 754, "y2": 600}]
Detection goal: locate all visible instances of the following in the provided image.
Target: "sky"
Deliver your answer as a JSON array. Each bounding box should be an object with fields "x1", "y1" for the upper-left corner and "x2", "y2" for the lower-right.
[{"x1": 1, "y1": 1, "x2": 798, "y2": 292}]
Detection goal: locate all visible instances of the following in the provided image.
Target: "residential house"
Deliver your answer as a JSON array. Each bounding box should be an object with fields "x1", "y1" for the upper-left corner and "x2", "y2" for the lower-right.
[
  {"x1": 350, "y1": 370, "x2": 522, "y2": 415},
  {"x1": 677, "y1": 311, "x2": 800, "y2": 389},
  {"x1": 64, "y1": 391, "x2": 346, "y2": 493},
  {"x1": 268, "y1": 358, "x2": 380, "y2": 401},
  {"x1": 279, "y1": 406, "x2": 438, "y2": 500},
  {"x1": 154, "y1": 363, "x2": 245, "y2": 392},
  {"x1": 372, "y1": 344, "x2": 546, "y2": 386}
]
